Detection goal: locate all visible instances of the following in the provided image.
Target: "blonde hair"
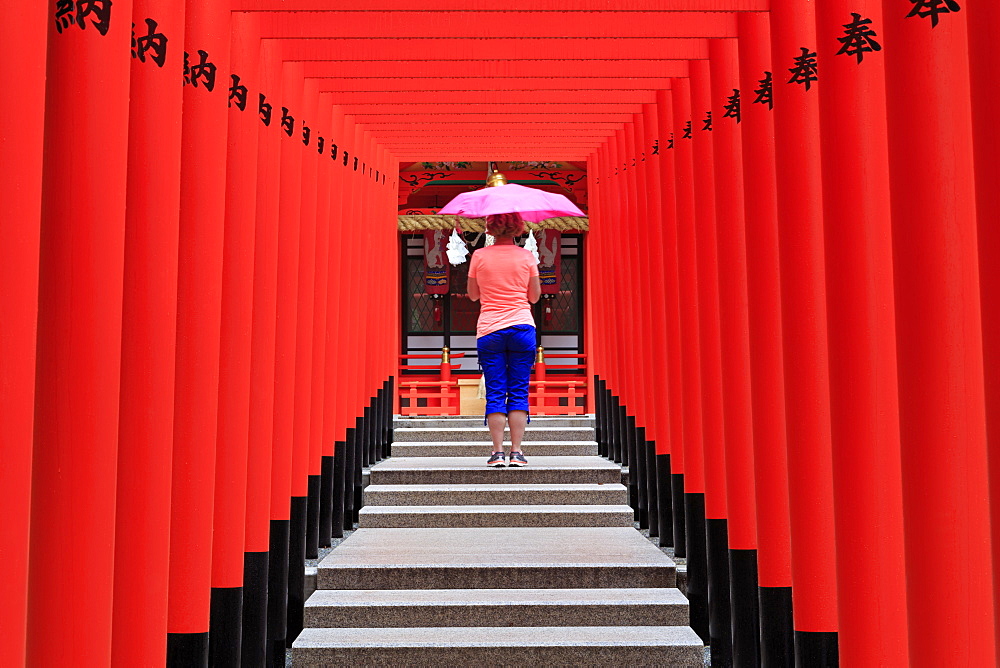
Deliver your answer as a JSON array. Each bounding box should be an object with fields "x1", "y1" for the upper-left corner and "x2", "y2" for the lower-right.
[{"x1": 485, "y1": 212, "x2": 525, "y2": 238}]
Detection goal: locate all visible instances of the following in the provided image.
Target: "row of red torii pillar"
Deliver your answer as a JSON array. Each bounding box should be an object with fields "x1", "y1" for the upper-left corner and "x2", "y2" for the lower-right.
[
  {"x1": 585, "y1": 3, "x2": 998, "y2": 668},
  {"x1": 2, "y1": 2, "x2": 400, "y2": 666}
]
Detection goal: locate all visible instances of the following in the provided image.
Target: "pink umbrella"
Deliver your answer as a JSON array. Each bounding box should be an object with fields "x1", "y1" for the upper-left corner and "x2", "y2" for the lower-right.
[{"x1": 438, "y1": 182, "x2": 585, "y2": 223}]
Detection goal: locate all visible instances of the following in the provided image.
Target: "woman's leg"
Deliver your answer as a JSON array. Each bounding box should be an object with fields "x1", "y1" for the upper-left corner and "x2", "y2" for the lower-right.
[
  {"x1": 508, "y1": 410, "x2": 528, "y2": 452},
  {"x1": 487, "y1": 412, "x2": 508, "y2": 452},
  {"x1": 478, "y1": 332, "x2": 509, "y2": 457},
  {"x1": 505, "y1": 326, "x2": 537, "y2": 456}
]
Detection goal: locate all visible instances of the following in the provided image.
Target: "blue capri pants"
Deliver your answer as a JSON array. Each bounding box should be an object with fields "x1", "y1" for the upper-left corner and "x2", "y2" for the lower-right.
[{"x1": 477, "y1": 324, "x2": 536, "y2": 418}]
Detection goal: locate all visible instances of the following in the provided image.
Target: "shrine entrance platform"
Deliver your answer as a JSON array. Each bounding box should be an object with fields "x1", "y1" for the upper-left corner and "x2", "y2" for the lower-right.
[{"x1": 293, "y1": 415, "x2": 704, "y2": 666}]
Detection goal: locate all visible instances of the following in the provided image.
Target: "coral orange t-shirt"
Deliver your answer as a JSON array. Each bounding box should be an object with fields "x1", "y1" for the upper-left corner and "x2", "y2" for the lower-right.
[{"x1": 468, "y1": 244, "x2": 538, "y2": 338}]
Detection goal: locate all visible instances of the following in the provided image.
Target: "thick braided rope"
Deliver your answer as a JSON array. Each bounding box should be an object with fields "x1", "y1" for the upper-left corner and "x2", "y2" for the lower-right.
[{"x1": 397, "y1": 214, "x2": 589, "y2": 232}]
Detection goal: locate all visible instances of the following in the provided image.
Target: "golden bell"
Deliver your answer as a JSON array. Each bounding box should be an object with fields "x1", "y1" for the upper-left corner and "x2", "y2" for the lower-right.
[{"x1": 486, "y1": 171, "x2": 508, "y2": 187}]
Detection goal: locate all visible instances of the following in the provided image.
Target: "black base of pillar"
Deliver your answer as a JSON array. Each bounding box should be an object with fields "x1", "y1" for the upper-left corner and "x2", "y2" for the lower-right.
[
  {"x1": 332, "y1": 441, "x2": 347, "y2": 538},
  {"x1": 672, "y1": 474, "x2": 687, "y2": 557},
  {"x1": 319, "y1": 456, "x2": 333, "y2": 547},
  {"x1": 343, "y1": 429, "x2": 356, "y2": 531},
  {"x1": 306, "y1": 474, "x2": 321, "y2": 559},
  {"x1": 353, "y1": 423, "x2": 364, "y2": 523},
  {"x1": 645, "y1": 441, "x2": 658, "y2": 538},
  {"x1": 166, "y1": 632, "x2": 209, "y2": 668},
  {"x1": 594, "y1": 379, "x2": 604, "y2": 457},
  {"x1": 759, "y1": 586, "x2": 794, "y2": 667},
  {"x1": 368, "y1": 401, "x2": 378, "y2": 464},
  {"x1": 266, "y1": 638, "x2": 285, "y2": 668},
  {"x1": 625, "y1": 415, "x2": 638, "y2": 516},
  {"x1": 685, "y1": 492, "x2": 709, "y2": 642},
  {"x1": 241, "y1": 550, "x2": 269, "y2": 668},
  {"x1": 266, "y1": 519, "x2": 290, "y2": 661},
  {"x1": 613, "y1": 402, "x2": 624, "y2": 464},
  {"x1": 634, "y1": 426, "x2": 648, "y2": 529},
  {"x1": 384, "y1": 379, "x2": 394, "y2": 456},
  {"x1": 706, "y1": 518, "x2": 733, "y2": 668},
  {"x1": 286, "y1": 496, "x2": 308, "y2": 647},
  {"x1": 656, "y1": 454, "x2": 673, "y2": 547},
  {"x1": 209, "y1": 586, "x2": 243, "y2": 667},
  {"x1": 729, "y1": 549, "x2": 760, "y2": 668},
  {"x1": 794, "y1": 631, "x2": 839, "y2": 668}
]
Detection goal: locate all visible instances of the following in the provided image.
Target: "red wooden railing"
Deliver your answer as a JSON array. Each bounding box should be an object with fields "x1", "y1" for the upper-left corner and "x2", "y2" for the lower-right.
[
  {"x1": 397, "y1": 350, "x2": 463, "y2": 415},
  {"x1": 398, "y1": 348, "x2": 587, "y2": 417},
  {"x1": 530, "y1": 351, "x2": 588, "y2": 415}
]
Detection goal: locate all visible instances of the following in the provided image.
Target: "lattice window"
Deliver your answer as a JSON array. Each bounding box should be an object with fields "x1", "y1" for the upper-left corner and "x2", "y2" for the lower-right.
[
  {"x1": 405, "y1": 256, "x2": 442, "y2": 333},
  {"x1": 540, "y1": 255, "x2": 580, "y2": 333},
  {"x1": 449, "y1": 260, "x2": 479, "y2": 334}
]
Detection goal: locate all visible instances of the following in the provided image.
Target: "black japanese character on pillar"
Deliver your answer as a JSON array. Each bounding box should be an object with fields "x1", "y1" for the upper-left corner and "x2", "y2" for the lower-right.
[
  {"x1": 343, "y1": 150, "x2": 349, "y2": 167},
  {"x1": 837, "y1": 13, "x2": 882, "y2": 63},
  {"x1": 330, "y1": 143, "x2": 338, "y2": 160},
  {"x1": 353, "y1": 157, "x2": 359, "y2": 171},
  {"x1": 56, "y1": 0, "x2": 113, "y2": 36},
  {"x1": 702, "y1": 112, "x2": 713, "y2": 131},
  {"x1": 259, "y1": 94, "x2": 272, "y2": 126},
  {"x1": 228, "y1": 75, "x2": 248, "y2": 110},
  {"x1": 77, "y1": 0, "x2": 112, "y2": 34},
  {"x1": 55, "y1": 0, "x2": 75, "y2": 32},
  {"x1": 788, "y1": 47, "x2": 819, "y2": 91},
  {"x1": 667, "y1": 133, "x2": 675, "y2": 149},
  {"x1": 280, "y1": 107, "x2": 294, "y2": 137},
  {"x1": 682, "y1": 121, "x2": 693, "y2": 139},
  {"x1": 131, "y1": 18, "x2": 167, "y2": 66},
  {"x1": 317, "y1": 136, "x2": 325, "y2": 154},
  {"x1": 184, "y1": 50, "x2": 217, "y2": 91},
  {"x1": 723, "y1": 89, "x2": 741, "y2": 123},
  {"x1": 753, "y1": 71, "x2": 774, "y2": 109},
  {"x1": 652, "y1": 139, "x2": 660, "y2": 155},
  {"x1": 907, "y1": 0, "x2": 961, "y2": 27},
  {"x1": 302, "y1": 124, "x2": 311, "y2": 146}
]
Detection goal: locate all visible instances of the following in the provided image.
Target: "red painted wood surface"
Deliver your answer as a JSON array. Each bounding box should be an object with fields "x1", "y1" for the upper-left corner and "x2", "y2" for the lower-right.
[
  {"x1": 769, "y1": 0, "x2": 839, "y2": 636},
  {"x1": 690, "y1": 58, "x2": 727, "y2": 523},
  {"x1": 112, "y1": 0, "x2": 185, "y2": 663},
  {"x1": 882, "y1": 1, "x2": 996, "y2": 663},
  {"x1": 736, "y1": 10, "x2": 792, "y2": 592},
  {"x1": 672, "y1": 77, "x2": 706, "y2": 496},
  {"x1": 816, "y1": 0, "x2": 908, "y2": 663},
  {"x1": 212, "y1": 10, "x2": 260, "y2": 594},
  {"x1": 0, "y1": 4, "x2": 46, "y2": 666},
  {"x1": 28, "y1": 1, "x2": 132, "y2": 663},
  {"x1": 709, "y1": 37, "x2": 756, "y2": 553},
  {"x1": 167, "y1": 0, "x2": 231, "y2": 637},
  {"x1": 245, "y1": 37, "x2": 282, "y2": 557}
]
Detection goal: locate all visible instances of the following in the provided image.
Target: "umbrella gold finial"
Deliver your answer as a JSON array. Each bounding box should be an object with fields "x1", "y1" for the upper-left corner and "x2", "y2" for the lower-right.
[{"x1": 486, "y1": 170, "x2": 507, "y2": 187}]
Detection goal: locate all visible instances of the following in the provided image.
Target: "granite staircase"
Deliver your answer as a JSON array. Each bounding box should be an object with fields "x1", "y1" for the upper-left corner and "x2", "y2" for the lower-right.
[{"x1": 293, "y1": 415, "x2": 703, "y2": 666}]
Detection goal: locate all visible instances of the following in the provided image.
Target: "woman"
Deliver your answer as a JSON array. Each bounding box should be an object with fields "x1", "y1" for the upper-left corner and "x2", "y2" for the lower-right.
[{"x1": 467, "y1": 212, "x2": 541, "y2": 467}]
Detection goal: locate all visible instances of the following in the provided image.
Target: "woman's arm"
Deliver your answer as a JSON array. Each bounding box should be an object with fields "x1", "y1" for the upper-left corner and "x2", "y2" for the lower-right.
[
  {"x1": 468, "y1": 276, "x2": 480, "y2": 302},
  {"x1": 527, "y1": 275, "x2": 541, "y2": 304}
]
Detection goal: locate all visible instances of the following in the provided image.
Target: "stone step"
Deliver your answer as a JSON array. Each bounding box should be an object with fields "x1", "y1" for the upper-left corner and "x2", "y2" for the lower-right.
[
  {"x1": 363, "y1": 483, "x2": 629, "y2": 506},
  {"x1": 391, "y1": 440, "x2": 598, "y2": 457},
  {"x1": 293, "y1": 626, "x2": 703, "y2": 666},
  {"x1": 358, "y1": 504, "x2": 634, "y2": 528},
  {"x1": 316, "y1": 527, "x2": 676, "y2": 590},
  {"x1": 303, "y1": 587, "x2": 690, "y2": 628},
  {"x1": 368, "y1": 456, "x2": 621, "y2": 485},
  {"x1": 392, "y1": 426, "x2": 595, "y2": 442},
  {"x1": 394, "y1": 416, "x2": 595, "y2": 429}
]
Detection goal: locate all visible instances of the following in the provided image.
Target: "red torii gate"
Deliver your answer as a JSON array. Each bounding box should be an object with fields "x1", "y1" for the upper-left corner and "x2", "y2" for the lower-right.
[{"x1": 2, "y1": 1, "x2": 997, "y2": 668}]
